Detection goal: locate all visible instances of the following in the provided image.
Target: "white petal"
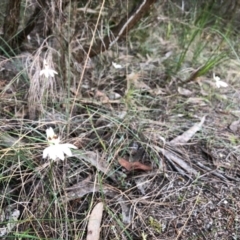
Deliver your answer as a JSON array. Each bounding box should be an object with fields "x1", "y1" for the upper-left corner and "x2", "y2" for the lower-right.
[
  {"x1": 41, "y1": 69, "x2": 51, "y2": 78},
  {"x1": 213, "y1": 72, "x2": 221, "y2": 82},
  {"x1": 48, "y1": 70, "x2": 57, "y2": 77},
  {"x1": 43, "y1": 145, "x2": 58, "y2": 160},
  {"x1": 49, "y1": 145, "x2": 59, "y2": 160},
  {"x1": 40, "y1": 69, "x2": 45, "y2": 76},
  {"x1": 57, "y1": 152, "x2": 64, "y2": 160},
  {"x1": 43, "y1": 143, "x2": 76, "y2": 161},
  {"x1": 49, "y1": 151, "x2": 58, "y2": 160},
  {"x1": 45, "y1": 71, "x2": 50, "y2": 78},
  {"x1": 63, "y1": 143, "x2": 77, "y2": 149},
  {"x1": 218, "y1": 80, "x2": 228, "y2": 88},
  {"x1": 54, "y1": 145, "x2": 65, "y2": 160},
  {"x1": 62, "y1": 146, "x2": 73, "y2": 157},
  {"x1": 112, "y1": 62, "x2": 123, "y2": 69},
  {"x1": 46, "y1": 127, "x2": 55, "y2": 138},
  {"x1": 48, "y1": 71, "x2": 53, "y2": 77},
  {"x1": 51, "y1": 69, "x2": 58, "y2": 75},
  {"x1": 40, "y1": 68, "x2": 58, "y2": 78},
  {"x1": 216, "y1": 80, "x2": 228, "y2": 88},
  {"x1": 43, "y1": 59, "x2": 48, "y2": 66},
  {"x1": 43, "y1": 146, "x2": 50, "y2": 158}
]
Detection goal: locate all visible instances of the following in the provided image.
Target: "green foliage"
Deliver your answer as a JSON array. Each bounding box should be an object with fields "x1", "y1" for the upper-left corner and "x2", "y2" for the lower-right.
[{"x1": 148, "y1": 216, "x2": 162, "y2": 234}]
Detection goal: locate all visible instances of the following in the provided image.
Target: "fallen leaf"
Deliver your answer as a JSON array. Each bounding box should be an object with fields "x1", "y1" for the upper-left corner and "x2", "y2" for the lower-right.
[
  {"x1": 95, "y1": 90, "x2": 109, "y2": 102},
  {"x1": 149, "y1": 85, "x2": 166, "y2": 96},
  {"x1": 170, "y1": 116, "x2": 206, "y2": 145},
  {"x1": 115, "y1": 111, "x2": 127, "y2": 119},
  {"x1": 65, "y1": 175, "x2": 111, "y2": 201},
  {"x1": 178, "y1": 87, "x2": 193, "y2": 96},
  {"x1": 127, "y1": 72, "x2": 151, "y2": 90},
  {"x1": 118, "y1": 158, "x2": 152, "y2": 171},
  {"x1": 185, "y1": 97, "x2": 209, "y2": 106},
  {"x1": 229, "y1": 120, "x2": 240, "y2": 133},
  {"x1": 117, "y1": 196, "x2": 132, "y2": 224},
  {"x1": 74, "y1": 151, "x2": 110, "y2": 175},
  {"x1": 134, "y1": 176, "x2": 148, "y2": 195},
  {"x1": 108, "y1": 91, "x2": 122, "y2": 100},
  {"x1": 154, "y1": 145, "x2": 198, "y2": 176},
  {"x1": 65, "y1": 176, "x2": 131, "y2": 224},
  {"x1": 126, "y1": 72, "x2": 140, "y2": 82},
  {"x1": 86, "y1": 202, "x2": 104, "y2": 240}
]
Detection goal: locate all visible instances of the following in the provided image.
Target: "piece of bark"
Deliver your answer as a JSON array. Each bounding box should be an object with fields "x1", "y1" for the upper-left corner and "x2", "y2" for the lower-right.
[
  {"x1": 2, "y1": 0, "x2": 21, "y2": 50},
  {"x1": 86, "y1": 202, "x2": 104, "y2": 240}
]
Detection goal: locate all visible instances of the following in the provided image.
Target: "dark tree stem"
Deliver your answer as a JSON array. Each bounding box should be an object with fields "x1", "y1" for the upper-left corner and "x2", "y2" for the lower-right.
[{"x1": 3, "y1": 0, "x2": 22, "y2": 51}]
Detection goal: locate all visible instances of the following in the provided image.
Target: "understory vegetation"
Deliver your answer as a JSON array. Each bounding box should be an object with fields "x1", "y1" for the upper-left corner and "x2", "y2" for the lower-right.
[{"x1": 0, "y1": 0, "x2": 240, "y2": 239}]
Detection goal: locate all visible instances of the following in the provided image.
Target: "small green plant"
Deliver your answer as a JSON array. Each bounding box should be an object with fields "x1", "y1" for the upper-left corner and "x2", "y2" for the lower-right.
[{"x1": 148, "y1": 216, "x2": 162, "y2": 234}]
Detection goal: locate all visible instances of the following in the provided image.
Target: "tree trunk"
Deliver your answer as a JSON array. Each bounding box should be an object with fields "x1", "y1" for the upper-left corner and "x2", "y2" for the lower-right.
[
  {"x1": 72, "y1": 0, "x2": 157, "y2": 63},
  {"x1": 3, "y1": 0, "x2": 22, "y2": 52}
]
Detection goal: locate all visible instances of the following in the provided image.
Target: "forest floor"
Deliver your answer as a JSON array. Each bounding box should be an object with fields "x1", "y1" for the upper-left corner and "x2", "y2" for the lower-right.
[{"x1": 1, "y1": 3, "x2": 240, "y2": 240}]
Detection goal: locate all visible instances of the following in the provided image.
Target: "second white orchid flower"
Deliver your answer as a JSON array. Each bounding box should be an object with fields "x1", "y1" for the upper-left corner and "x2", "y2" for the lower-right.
[
  {"x1": 213, "y1": 73, "x2": 228, "y2": 88},
  {"x1": 40, "y1": 59, "x2": 58, "y2": 78},
  {"x1": 43, "y1": 127, "x2": 77, "y2": 161}
]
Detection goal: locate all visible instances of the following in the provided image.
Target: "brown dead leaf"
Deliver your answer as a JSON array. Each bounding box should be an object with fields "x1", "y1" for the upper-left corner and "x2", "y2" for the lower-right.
[
  {"x1": 95, "y1": 90, "x2": 110, "y2": 102},
  {"x1": 127, "y1": 72, "x2": 150, "y2": 90},
  {"x1": 126, "y1": 72, "x2": 140, "y2": 81},
  {"x1": 149, "y1": 85, "x2": 166, "y2": 96},
  {"x1": 86, "y1": 202, "x2": 104, "y2": 240},
  {"x1": 118, "y1": 158, "x2": 152, "y2": 171}
]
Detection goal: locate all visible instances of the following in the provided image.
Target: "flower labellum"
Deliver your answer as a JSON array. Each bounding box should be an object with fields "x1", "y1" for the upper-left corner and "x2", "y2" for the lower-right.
[
  {"x1": 43, "y1": 127, "x2": 77, "y2": 161},
  {"x1": 46, "y1": 127, "x2": 60, "y2": 144},
  {"x1": 40, "y1": 59, "x2": 58, "y2": 78}
]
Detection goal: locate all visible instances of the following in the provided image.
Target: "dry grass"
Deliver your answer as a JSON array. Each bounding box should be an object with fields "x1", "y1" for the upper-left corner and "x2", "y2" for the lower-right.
[{"x1": 0, "y1": 0, "x2": 240, "y2": 239}]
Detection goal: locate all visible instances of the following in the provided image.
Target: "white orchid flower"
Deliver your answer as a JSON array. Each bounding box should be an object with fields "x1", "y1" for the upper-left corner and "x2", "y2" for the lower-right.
[
  {"x1": 213, "y1": 73, "x2": 228, "y2": 88},
  {"x1": 112, "y1": 62, "x2": 123, "y2": 69},
  {"x1": 43, "y1": 127, "x2": 77, "y2": 161},
  {"x1": 40, "y1": 59, "x2": 58, "y2": 78},
  {"x1": 43, "y1": 143, "x2": 77, "y2": 161}
]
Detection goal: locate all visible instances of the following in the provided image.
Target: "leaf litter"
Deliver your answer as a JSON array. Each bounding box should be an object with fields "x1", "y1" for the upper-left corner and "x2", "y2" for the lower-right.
[{"x1": 1, "y1": 2, "x2": 240, "y2": 239}]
